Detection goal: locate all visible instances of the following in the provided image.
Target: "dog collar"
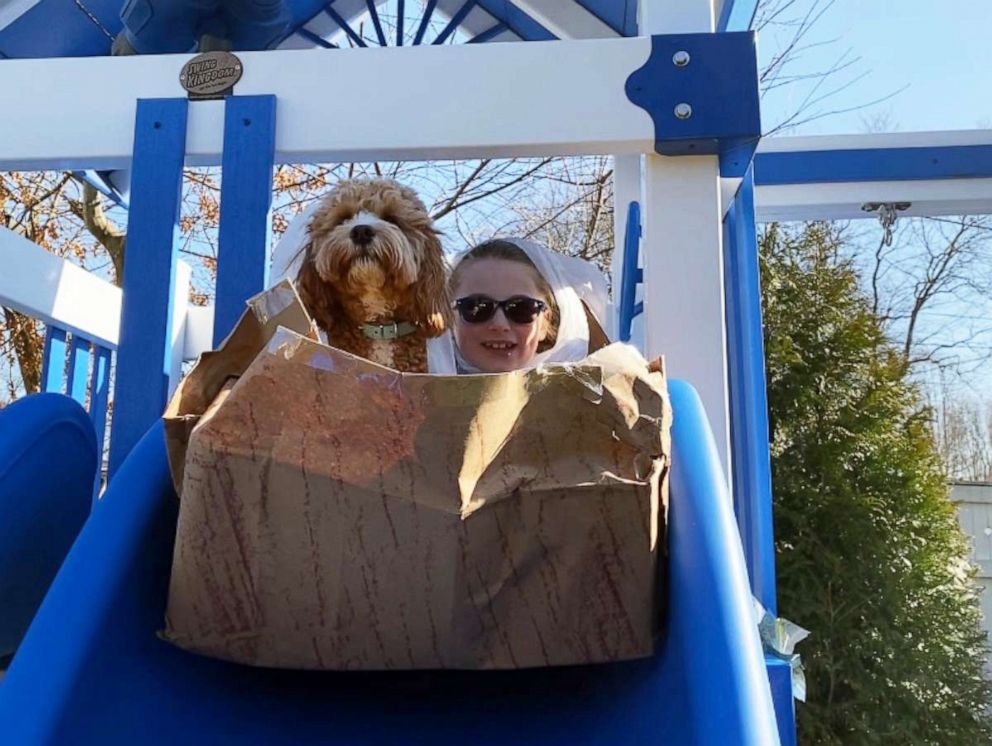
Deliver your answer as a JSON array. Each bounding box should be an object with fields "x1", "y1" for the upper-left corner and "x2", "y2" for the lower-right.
[{"x1": 360, "y1": 321, "x2": 419, "y2": 340}]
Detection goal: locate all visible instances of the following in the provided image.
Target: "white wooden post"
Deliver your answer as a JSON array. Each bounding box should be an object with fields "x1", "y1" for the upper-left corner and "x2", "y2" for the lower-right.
[
  {"x1": 168, "y1": 260, "x2": 192, "y2": 398},
  {"x1": 639, "y1": 0, "x2": 733, "y2": 477}
]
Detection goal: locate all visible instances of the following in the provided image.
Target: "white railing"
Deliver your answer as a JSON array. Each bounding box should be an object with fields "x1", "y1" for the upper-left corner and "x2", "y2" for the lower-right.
[{"x1": 0, "y1": 227, "x2": 207, "y2": 453}]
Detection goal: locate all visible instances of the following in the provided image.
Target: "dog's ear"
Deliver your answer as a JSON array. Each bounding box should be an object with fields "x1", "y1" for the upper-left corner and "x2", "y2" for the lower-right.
[
  {"x1": 296, "y1": 243, "x2": 341, "y2": 333},
  {"x1": 412, "y1": 229, "x2": 452, "y2": 337}
]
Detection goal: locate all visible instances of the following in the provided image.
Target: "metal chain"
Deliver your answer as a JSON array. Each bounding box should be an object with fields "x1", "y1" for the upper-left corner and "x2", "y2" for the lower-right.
[
  {"x1": 861, "y1": 202, "x2": 911, "y2": 246},
  {"x1": 73, "y1": 0, "x2": 115, "y2": 41}
]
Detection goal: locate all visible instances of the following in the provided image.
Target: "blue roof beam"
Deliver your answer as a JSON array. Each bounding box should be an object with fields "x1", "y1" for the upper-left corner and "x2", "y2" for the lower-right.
[{"x1": 756, "y1": 142, "x2": 992, "y2": 184}]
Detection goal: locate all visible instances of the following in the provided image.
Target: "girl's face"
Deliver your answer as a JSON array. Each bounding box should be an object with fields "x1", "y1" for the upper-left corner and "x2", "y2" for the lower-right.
[{"x1": 453, "y1": 258, "x2": 551, "y2": 373}]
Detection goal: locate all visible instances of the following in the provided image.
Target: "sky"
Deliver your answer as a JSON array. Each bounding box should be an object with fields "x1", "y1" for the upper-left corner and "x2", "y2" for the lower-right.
[
  {"x1": 756, "y1": 0, "x2": 992, "y2": 135},
  {"x1": 753, "y1": 0, "x2": 992, "y2": 404}
]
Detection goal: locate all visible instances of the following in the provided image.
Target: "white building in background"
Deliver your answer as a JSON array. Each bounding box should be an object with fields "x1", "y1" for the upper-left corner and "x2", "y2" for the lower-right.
[{"x1": 951, "y1": 481, "x2": 992, "y2": 677}]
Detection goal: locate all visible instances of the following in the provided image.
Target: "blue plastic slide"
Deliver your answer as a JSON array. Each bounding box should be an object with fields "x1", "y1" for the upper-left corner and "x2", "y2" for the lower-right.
[
  {"x1": 0, "y1": 381, "x2": 779, "y2": 745},
  {"x1": 0, "y1": 394, "x2": 97, "y2": 658}
]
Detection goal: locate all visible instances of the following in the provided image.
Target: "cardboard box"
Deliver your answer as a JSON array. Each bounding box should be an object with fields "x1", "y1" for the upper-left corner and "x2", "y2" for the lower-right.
[{"x1": 162, "y1": 283, "x2": 671, "y2": 670}]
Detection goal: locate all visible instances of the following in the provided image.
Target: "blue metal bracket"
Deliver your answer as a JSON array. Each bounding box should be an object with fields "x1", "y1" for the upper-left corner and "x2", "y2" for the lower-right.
[{"x1": 625, "y1": 32, "x2": 761, "y2": 177}]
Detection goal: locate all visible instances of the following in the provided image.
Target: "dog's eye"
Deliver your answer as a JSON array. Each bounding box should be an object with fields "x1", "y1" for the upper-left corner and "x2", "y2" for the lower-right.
[{"x1": 382, "y1": 215, "x2": 399, "y2": 226}]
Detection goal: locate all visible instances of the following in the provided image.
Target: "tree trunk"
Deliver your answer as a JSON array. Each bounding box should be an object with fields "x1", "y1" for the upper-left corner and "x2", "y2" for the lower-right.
[
  {"x1": 79, "y1": 184, "x2": 126, "y2": 286},
  {"x1": 3, "y1": 307, "x2": 44, "y2": 394}
]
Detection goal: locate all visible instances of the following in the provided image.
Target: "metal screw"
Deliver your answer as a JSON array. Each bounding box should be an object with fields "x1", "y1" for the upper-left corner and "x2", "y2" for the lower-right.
[
  {"x1": 674, "y1": 103, "x2": 693, "y2": 120},
  {"x1": 672, "y1": 50, "x2": 691, "y2": 67}
]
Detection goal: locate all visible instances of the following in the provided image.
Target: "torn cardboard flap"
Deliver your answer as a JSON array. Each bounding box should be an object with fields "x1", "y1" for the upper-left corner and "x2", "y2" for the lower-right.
[
  {"x1": 163, "y1": 280, "x2": 318, "y2": 492},
  {"x1": 162, "y1": 282, "x2": 671, "y2": 670}
]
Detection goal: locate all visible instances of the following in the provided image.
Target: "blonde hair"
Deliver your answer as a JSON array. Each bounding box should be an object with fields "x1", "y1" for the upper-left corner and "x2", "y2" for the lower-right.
[{"x1": 451, "y1": 239, "x2": 560, "y2": 352}]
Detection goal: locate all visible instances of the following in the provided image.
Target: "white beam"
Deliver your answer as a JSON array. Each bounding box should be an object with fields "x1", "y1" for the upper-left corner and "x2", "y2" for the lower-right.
[
  {"x1": 640, "y1": 0, "x2": 715, "y2": 33},
  {"x1": 640, "y1": 0, "x2": 732, "y2": 476},
  {"x1": 756, "y1": 178, "x2": 992, "y2": 222},
  {"x1": 0, "y1": 227, "x2": 121, "y2": 348},
  {"x1": 510, "y1": 0, "x2": 619, "y2": 39},
  {"x1": 183, "y1": 304, "x2": 214, "y2": 362},
  {"x1": 168, "y1": 261, "x2": 192, "y2": 396},
  {"x1": 759, "y1": 130, "x2": 992, "y2": 152},
  {"x1": 0, "y1": 39, "x2": 656, "y2": 171}
]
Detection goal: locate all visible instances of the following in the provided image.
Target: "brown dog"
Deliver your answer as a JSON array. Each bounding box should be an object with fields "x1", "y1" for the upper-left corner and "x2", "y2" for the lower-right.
[{"x1": 295, "y1": 179, "x2": 450, "y2": 372}]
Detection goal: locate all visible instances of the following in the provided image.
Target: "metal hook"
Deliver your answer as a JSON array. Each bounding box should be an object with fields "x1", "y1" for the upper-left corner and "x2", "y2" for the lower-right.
[{"x1": 861, "y1": 202, "x2": 911, "y2": 246}]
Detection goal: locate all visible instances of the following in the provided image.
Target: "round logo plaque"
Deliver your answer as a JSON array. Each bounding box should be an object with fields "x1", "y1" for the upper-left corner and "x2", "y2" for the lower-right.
[{"x1": 179, "y1": 51, "x2": 243, "y2": 100}]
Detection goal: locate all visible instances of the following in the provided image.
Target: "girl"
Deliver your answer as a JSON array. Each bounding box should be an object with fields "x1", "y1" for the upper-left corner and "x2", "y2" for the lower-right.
[{"x1": 432, "y1": 237, "x2": 607, "y2": 374}]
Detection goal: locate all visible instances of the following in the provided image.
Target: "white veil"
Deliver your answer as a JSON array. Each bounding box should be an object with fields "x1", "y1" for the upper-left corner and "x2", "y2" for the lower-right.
[
  {"x1": 428, "y1": 237, "x2": 609, "y2": 375},
  {"x1": 270, "y1": 199, "x2": 323, "y2": 287}
]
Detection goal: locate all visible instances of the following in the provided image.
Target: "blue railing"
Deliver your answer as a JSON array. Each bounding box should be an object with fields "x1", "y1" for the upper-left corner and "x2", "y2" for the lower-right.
[
  {"x1": 618, "y1": 201, "x2": 643, "y2": 343},
  {"x1": 39, "y1": 324, "x2": 113, "y2": 497}
]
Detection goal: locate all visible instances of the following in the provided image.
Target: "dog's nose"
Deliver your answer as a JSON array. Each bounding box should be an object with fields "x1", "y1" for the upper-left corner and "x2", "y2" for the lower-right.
[{"x1": 350, "y1": 224, "x2": 375, "y2": 246}]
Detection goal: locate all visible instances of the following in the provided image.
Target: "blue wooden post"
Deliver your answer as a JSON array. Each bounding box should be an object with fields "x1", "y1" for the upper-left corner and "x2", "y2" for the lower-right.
[
  {"x1": 65, "y1": 335, "x2": 91, "y2": 407},
  {"x1": 725, "y1": 166, "x2": 796, "y2": 745},
  {"x1": 214, "y1": 95, "x2": 277, "y2": 347},
  {"x1": 767, "y1": 657, "x2": 798, "y2": 746},
  {"x1": 89, "y1": 345, "x2": 112, "y2": 498},
  {"x1": 108, "y1": 98, "x2": 188, "y2": 477},
  {"x1": 618, "y1": 201, "x2": 643, "y2": 343},
  {"x1": 40, "y1": 326, "x2": 68, "y2": 394},
  {"x1": 723, "y1": 164, "x2": 777, "y2": 614}
]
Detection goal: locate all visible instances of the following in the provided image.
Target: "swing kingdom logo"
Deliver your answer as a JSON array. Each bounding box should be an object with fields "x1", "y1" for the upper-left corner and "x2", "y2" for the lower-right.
[{"x1": 179, "y1": 52, "x2": 243, "y2": 100}]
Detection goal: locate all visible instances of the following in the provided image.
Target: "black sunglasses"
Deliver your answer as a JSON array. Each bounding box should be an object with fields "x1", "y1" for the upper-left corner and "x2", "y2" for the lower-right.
[{"x1": 454, "y1": 295, "x2": 547, "y2": 325}]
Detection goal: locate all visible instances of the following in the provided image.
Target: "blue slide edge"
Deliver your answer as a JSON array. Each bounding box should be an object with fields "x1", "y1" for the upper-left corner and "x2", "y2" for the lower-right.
[
  {"x1": 0, "y1": 380, "x2": 779, "y2": 745},
  {"x1": 0, "y1": 393, "x2": 97, "y2": 657}
]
